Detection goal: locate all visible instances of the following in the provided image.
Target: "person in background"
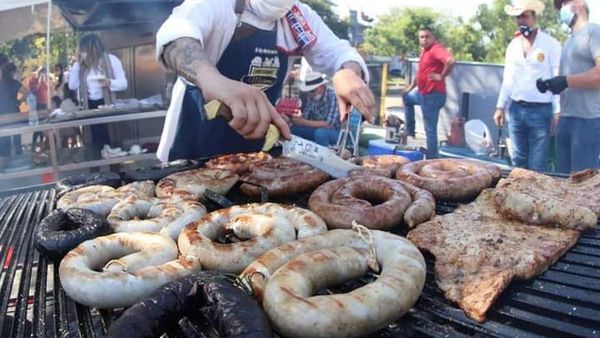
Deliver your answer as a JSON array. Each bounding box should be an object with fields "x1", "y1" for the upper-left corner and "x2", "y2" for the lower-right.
[
  {"x1": 53, "y1": 63, "x2": 69, "y2": 100},
  {"x1": 0, "y1": 54, "x2": 8, "y2": 76},
  {"x1": 155, "y1": 0, "x2": 375, "y2": 161},
  {"x1": 537, "y1": 0, "x2": 600, "y2": 173},
  {"x1": 29, "y1": 67, "x2": 50, "y2": 151},
  {"x1": 291, "y1": 72, "x2": 341, "y2": 146},
  {"x1": 402, "y1": 26, "x2": 455, "y2": 159},
  {"x1": 0, "y1": 63, "x2": 27, "y2": 157},
  {"x1": 68, "y1": 33, "x2": 128, "y2": 156},
  {"x1": 494, "y1": 0, "x2": 561, "y2": 172}
]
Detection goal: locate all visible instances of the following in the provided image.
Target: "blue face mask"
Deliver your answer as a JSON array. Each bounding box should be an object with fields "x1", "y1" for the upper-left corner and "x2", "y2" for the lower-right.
[{"x1": 559, "y1": 6, "x2": 576, "y2": 27}]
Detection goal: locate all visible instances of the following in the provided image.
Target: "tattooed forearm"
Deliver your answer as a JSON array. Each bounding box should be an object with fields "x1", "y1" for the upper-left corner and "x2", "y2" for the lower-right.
[{"x1": 163, "y1": 38, "x2": 209, "y2": 83}]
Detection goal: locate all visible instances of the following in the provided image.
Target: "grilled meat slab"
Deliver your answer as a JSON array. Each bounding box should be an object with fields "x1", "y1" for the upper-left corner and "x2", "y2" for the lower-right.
[
  {"x1": 498, "y1": 168, "x2": 600, "y2": 217},
  {"x1": 407, "y1": 190, "x2": 581, "y2": 322}
]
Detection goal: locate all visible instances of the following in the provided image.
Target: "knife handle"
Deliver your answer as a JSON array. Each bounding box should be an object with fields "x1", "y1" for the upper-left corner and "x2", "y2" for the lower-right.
[{"x1": 204, "y1": 100, "x2": 280, "y2": 151}]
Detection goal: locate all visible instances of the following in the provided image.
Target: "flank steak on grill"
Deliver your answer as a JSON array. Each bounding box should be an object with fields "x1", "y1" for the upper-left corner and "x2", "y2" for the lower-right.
[{"x1": 407, "y1": 190, "x2": 581, "y2": 322}]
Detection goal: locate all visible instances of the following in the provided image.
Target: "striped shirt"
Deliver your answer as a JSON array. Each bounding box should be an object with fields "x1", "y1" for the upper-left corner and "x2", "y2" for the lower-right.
[{"x1": 301, "y1": 86, "x2": 340, "y2": 130}]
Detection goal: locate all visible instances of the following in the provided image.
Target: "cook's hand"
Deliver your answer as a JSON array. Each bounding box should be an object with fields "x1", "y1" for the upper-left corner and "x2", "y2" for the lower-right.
[
  {"x1": 428, "y1": 73, "x2": 443, "y2": 81},
  {"x1": 291, "y1": 115, "x2": 304, "y2": 125},
  {"x1": 332, "y1": 68, "x2": 375, "y2": 123},
  {"x1": 98, "y1": 78, "x2": 111, "y2": 88},
  {"x1": 493, "y1": 108, "x2": 505, "y2": 128},
  {"x1": 551, "y1": 113, "x2": 560, "y2": 135},
  {"x1": 199, "y1": 71, "x2": 291, "y2": 141}
]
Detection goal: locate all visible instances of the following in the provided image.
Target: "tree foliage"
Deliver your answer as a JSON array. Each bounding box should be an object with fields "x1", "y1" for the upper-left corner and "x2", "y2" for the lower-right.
[
  {"x1": 362, "y1": 0, "x2": 566, "y2": 63},
  {"x1": 362, "y1": 7, "x2": 440, "y2": 57},
  {"x1": 302, "y1": 0, "x2": 350, "y2": 39},
  {"x1": 0, "y1": 32, "x2": 77, "y2": 76}
]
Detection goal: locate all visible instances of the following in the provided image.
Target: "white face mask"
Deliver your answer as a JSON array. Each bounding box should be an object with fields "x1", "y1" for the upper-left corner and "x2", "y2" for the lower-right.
[{"x1": 248, "y1": 0, "x2": 295, "y2": 21}]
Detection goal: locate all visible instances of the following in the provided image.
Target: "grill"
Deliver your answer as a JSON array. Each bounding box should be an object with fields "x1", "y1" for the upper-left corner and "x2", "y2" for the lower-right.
[{"x1": 0, "y1": 184, "x2": 599, "y2": 338}]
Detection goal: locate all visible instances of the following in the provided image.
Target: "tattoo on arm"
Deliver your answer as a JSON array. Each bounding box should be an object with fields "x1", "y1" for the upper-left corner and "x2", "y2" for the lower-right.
[{"x1": 163, "y1": 37, "x2": 209, "y2": 83}]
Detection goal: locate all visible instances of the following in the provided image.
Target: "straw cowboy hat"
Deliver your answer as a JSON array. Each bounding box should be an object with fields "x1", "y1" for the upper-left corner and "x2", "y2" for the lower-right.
[
  {"x1": 299, "y1": 72, "x2": 329, "y2": 92},
  {"x1": 504, "y1": 0, "x2": 545, "y2": 16}
]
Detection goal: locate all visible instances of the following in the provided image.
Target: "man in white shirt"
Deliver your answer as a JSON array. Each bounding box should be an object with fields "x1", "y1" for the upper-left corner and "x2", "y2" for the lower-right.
[
  {"x1": 494, "y1": 0, "x2": 561, "y2": 171},
  {"x1": 155, "y1": 0, "x2": 375, "y2": 161}
]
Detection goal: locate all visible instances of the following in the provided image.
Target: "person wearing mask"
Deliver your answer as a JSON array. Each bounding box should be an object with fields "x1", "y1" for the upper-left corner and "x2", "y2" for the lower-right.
[
  {"x1": 155, "y1": 0, "x2": 375, "y2": 161},
  {"x1": 494, "y1": 0, "x2": 561, "y2": 172},
  {"x1": 402, "y1": 26, "x2": 455, "y2": 159},
  {"x1": 0, "y1": 63, "x2": 27, "y2": 157},
  {"x1": 537, "y1": 0, "x2": 600, "y2": 173},
  {"x1": 291, "y1": 72, "x2": 341, "y2": 146},
  {"x1": 68, "y1": 34, "x2": 128, "y2": 156}
]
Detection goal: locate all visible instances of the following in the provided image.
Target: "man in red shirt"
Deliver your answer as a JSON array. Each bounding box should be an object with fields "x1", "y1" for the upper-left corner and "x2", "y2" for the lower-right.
[{"x1": 402, "y1": 27, "x2": 455, "y2": 158}]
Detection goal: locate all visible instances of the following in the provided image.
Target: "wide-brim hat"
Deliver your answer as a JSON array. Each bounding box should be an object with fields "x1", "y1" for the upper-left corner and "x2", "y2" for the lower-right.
[
  {"x1": 504, "y1": 0, "x2": 545, "y2": 16},
  {"x1": 299, "y1": 72, "x2": 329, "y2": 92}
]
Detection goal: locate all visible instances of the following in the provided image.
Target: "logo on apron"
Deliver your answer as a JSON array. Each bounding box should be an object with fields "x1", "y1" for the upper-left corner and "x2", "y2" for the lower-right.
[{"x1": 241, "y1": 48, "x2": 280, "y2": 91}]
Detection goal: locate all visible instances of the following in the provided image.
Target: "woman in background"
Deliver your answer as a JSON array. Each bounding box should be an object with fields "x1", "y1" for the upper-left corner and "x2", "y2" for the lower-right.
[
  {"x1": 68, "y1": 33, "x2": 127, "y2": 156},
  {"x1": 0, "y1": 63, "x2": 26, "y2": 157}
]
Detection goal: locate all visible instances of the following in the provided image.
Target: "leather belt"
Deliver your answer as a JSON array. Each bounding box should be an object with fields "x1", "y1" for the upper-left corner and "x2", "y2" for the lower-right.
[{"x1": 514, "y1": 100, "x2": 551, "y2": 108}]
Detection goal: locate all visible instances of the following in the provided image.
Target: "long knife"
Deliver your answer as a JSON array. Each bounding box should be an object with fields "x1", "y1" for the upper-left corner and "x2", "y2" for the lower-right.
[{"x1": 203, "y1": 100, "x2": 359, "y2": 178}]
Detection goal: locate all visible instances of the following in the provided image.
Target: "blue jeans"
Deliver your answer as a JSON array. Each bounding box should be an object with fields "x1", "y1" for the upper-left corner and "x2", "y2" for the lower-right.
[
  {"x1": 556, "y1": 116, "x2": 600, "y2": 173},
  {"x1": 507, "y1": 101, "x2": 552, "y2": 171},
  {"x1": 291, "y1": 126, "x2": 340, "y2": 146},
  {"x1": 402, "y1": 89, "x2": 446, "y2": 158}
]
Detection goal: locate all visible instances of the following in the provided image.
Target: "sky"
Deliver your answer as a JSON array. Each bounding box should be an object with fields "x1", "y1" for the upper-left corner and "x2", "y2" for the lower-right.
[{"x1": 333, "y1": 0, "x2": 600, "y2": 23}]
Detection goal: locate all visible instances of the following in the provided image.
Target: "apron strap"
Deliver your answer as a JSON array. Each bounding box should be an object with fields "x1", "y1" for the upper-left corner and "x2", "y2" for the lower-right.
[{"x1": 234, "y1": 0, "x2": 245, "y2": 27}]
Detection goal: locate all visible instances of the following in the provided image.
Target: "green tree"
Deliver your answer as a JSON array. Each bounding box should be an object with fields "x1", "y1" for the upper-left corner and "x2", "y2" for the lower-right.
[
  {"x1": 302, "y1": 0, "x2": 350, "y2": 39},
  {"x1": 362, "y1": 7, "x2": 443, "y2": 57},
  {"x1": 0, "y1": 31, "x2": 77, "y2": 76}
]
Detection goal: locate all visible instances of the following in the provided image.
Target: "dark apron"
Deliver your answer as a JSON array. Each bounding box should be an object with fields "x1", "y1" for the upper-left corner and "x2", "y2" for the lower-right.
[{"x1": 168, "y1": 26, "x2": 288, "y2": 161}]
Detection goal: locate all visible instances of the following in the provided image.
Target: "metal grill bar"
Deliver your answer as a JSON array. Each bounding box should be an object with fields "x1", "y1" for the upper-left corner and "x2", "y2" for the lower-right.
[{"x1": 0, "y1": 187, "x2": 599, "y2": 338}]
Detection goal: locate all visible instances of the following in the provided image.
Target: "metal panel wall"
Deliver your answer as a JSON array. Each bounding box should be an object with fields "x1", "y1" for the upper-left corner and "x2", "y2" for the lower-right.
[{"x1": 408, "y1": 60, "x2": 507, "y2": 144}]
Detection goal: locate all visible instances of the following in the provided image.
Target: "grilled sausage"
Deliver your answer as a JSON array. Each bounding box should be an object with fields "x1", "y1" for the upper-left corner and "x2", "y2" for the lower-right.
[
  {"x1": 107, "y1": 195, "x2": 206, "y2": 240},
  {"x1": 205, "y1": 151, "x2": 272, "y2": 174},
  {"x1": 178, "y1": 203, "x2": 327, "y2": 273},
  {"x1": 56, "y1": 172, "x2": 122, "y2": 199},
  {"x1": 156, "y1": 168, "x2": 239, "y2": 201},
  {"x1": 120, "y1": 159, "x2": 201, "y2": 183},
  {"x1": 59, "y1": 232, "x2": 198, "y2": 308},
  {"x1": 357, "y1": 155, "x2": 410, "y2": 177},
  {"x1": 34, "y1": 208, "x2": 111, "y2": 259},
  {"x1": 259, "y1": 230, "x2": 427, "y2": 338},
  {"x1": 107, "y1": 271, "x2": 272, "y2": 338},
  {"x1": 309, "y1": 176, "x2": 433, "y2": 229},
  {"x1": 396, "y1": 159, "x2": 501, "y2": 201},
  {"x1": 56, "y1": 185, "x2": 121, "y2": 217},
  {"x1": 239, "y1": 157, "x2": 329, "y2": 197}
]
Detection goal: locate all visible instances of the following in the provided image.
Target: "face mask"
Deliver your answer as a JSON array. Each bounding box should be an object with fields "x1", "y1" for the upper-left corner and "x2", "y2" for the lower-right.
[
  {"x1": 559, "y1": 5, "x2": 576, "y2": 28},
  {"x1": 248, "y1": 0, "x2": 295, "y2": 21},
  {"x1": 519, "y1": 25, "x2": 533, "y2": 37},
  {"x1": 313, "y1": 92, "x2": 323, "y2": 101}
]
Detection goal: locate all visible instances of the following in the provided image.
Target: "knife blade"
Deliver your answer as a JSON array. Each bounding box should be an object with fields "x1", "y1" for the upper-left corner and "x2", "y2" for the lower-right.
[
  {"x1": 281, "y1": 135, "x2": 359, "y2": 178},
  {"x1": 203, "y1": 100, "x2": 358, "y2": 177}
]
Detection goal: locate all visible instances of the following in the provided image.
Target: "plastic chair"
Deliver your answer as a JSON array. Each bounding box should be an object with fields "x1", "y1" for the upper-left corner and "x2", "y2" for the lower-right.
[{"x1": 336, "y1": 109, "x2": 362, "y2": 157}]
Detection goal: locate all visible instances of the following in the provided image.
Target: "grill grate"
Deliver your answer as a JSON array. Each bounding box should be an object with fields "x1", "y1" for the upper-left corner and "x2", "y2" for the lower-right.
[{"x1": 0, "y1": 185, "x2": 599, "y2": 338}]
